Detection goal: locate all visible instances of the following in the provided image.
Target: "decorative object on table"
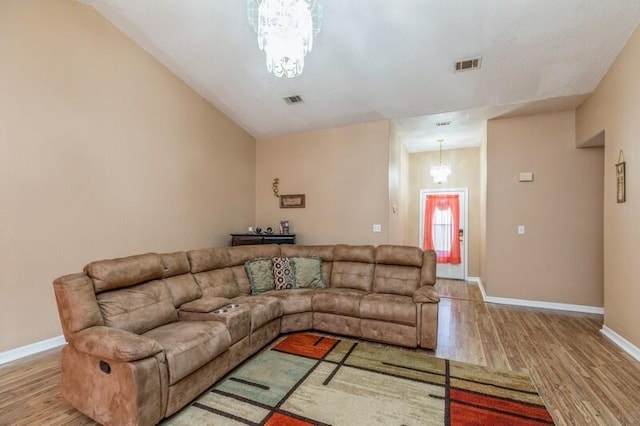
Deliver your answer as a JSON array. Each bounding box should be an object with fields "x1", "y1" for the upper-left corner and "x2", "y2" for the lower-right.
[
  {"x1": 247, "y1": 0, "x2": 323, "y2": 78},
  {"x1": 279, "y1": 220, "x2": 290, "y2": 235},
  {"x1": 265, "y1": 227, "x2": 274, "y2": 234},
  {"x1": 280, "y1": 194, "x2": 305, "y2": 208},
  {"x1": 247, "y1": 226, "x2": 255, "y2": 234},
  {"x1": 272, "y1": 177, "x2": 280, "y2": 197},
  {"x1": 174, "y1": 332, "x2": 555, "y2": 426},
  {"x1": 616, "y1": 150, "x2": 626, "y2": 203},
  {"x1": 255, "y1": 227, "x2": 263, "y2": 234}
]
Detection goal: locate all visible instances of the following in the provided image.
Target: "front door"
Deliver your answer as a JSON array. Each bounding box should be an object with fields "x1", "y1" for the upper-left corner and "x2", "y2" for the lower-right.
[{"x1": 419, "y1": 189, "x2": 467, "y2": 280}]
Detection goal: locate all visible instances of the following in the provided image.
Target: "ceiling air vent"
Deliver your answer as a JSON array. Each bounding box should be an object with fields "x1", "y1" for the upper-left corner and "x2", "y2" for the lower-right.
[
  {"x1": 436, "y1": 121, "x2": 451, "y2": 127},
  {"x1": 284, "y1": 95, "x2": 303, "y2": 104},
  {"x1": 454, "y1": 56, "x2": 482, "y2": 72}
]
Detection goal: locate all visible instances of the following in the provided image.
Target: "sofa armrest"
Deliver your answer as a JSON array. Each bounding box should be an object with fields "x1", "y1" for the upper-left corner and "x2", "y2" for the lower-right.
[
  {"x1": 413, "y1": 286, "x2": 440, "y2": 303},
  {"x1": 69, "y1": 326, "x2": 163, "y2": 362},
  {"x1": 179, "y1": 296, "x2": 231, "y2": 313}
]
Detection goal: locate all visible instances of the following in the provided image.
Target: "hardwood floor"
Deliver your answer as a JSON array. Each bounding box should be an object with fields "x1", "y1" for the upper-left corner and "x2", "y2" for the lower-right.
[{"x1": 2, "y1": 280, "x2": 640, "y2": 425}]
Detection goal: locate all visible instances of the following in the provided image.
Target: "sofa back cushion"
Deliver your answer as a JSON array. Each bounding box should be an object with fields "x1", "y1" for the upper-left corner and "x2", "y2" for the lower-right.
[
  {"x1": 96, "y1": 279, "x2": 178, "y2": 334},
  {"x1": 188, "y1": 247, "x2": 231, "y2": 273},
  {"x1": 373, "y1": 245, "x2": 423, "y2": 296},
  {"x1": 85, "y1": 253, "x2": 164, "y2": 293},
  {"x1": 330, "y1": 245, "x2": 375, "y2": 292},
  {"x1": 160, "y1": 252, "x2": 202, "y2": 307},
  {"x1": 193, "y1": 268, "x2": 240, "y2": 299}
]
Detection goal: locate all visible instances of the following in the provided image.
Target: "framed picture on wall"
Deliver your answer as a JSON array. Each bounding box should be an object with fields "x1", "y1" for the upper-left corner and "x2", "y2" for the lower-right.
[
  {"x1": 280, "y1": 194, "x2": 305, "y2": 208},
  {"x1": 616, "y1": 161, "x2": 626, "y2": 203}
]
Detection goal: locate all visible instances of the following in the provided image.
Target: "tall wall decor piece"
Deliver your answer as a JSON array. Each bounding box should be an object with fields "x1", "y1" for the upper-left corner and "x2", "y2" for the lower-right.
[{"x1": 616, "y1": 150, "x2": 626, "y2": 203}]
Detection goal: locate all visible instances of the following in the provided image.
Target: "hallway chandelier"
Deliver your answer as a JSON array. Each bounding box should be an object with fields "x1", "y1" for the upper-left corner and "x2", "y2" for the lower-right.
[
  {"x1": 430, "y1": 139, "x2": 451, "y2": 184},
  {"x1": 248, "y1": 0, "x2": 323, "y2": 78}
]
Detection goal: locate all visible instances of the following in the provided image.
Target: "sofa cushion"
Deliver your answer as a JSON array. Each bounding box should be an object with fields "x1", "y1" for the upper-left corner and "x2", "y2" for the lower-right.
[
  {"x1": 360, "y1": 293, "x2": 417, "y2": 326},
  {"x1": 85, "y1": 253, "x2": 164, "y2": 293},
  {"x1": 193, "y1": 268, "x2": 240, "y2": 299},
  {"x1": 228, "y1": 245, "x2": 281, "y2": 266},
  {"x1": 333, "y1": 244, "x2": 375, "y2": 263},
  {"x1": 187, "y1": 247, "x2": 231, "y2": 274},
  {"x1": 373, "y1": 264, "x2": 421, "y2": 296},
  {"x1": 272, "y1": 257, "x2": 296, "y2": 290},
  {"x1": 281, "y1": 245, "x2": 334, "y2": 284},
  {"x1": 330, "y1": 261, "x2": 374, "y2": 292},
  {"x1": 291, "y1": 257, "x2": 326, "y2": 289},
  {"x1": 163, "y1": 274, "x2": 202, "y2": 307},
  {"x1": 245, "y1": 258, "x2": 275, "y2": 294},
  {"x1": 96, "y1": 279, "x2": 178, "y2": 334},
  {"x1": 160, "y1": 252, "x2": 191, "y2": 278},
  {"x1": 375, "y1": 245, "x2": 423, "y2": 267},
  {"x1": 143, "y1": 321, "x2": 230, "y2": 385},
  {"x1": 312, "y1": 288, "x2": 366, "y2": 317},
  {"x1": 231, "y1": 295, "x2": 283, "y2": 331},
  {"x1": 262, "y1": 289, "x2": 316, "y2": 314}
]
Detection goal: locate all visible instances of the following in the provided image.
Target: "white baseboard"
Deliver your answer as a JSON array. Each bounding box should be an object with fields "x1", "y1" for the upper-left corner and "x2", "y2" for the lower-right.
[
  {"x1": 465, "y1": 277, "x2": 604, "y2": 314},
  {"x1": 601, "y1": 326, "x2": 640, "y2": 362},
  {"x1": 0, "y1": 335, "x2": 66, "y2": 366}
]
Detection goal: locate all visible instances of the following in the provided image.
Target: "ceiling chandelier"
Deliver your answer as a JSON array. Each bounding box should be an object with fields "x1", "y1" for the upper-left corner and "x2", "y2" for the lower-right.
[
  {"x1": 430, "y1": 139, "x2": 452, "y2": 184},
  {"x1": 247, "y1": 0, "x2": 323, "y2": 78}
]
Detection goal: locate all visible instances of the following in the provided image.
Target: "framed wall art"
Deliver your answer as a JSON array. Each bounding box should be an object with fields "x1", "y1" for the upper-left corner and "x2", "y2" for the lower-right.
[
  {"x1": 280, "y1": 194, "x2": 305, "y2": 208},
  {"x1": 616, "y1": 150, "x2": 626, "y2": 204}
]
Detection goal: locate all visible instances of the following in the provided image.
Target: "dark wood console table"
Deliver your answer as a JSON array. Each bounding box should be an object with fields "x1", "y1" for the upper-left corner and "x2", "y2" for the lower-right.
[{"x1": 230, "y1": 234, "x2": 296, "y2": 246}]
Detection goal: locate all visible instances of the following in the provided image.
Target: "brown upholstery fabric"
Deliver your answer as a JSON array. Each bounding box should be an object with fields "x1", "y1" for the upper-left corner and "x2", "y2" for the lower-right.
[
  {"x1": 160, "y1": 252, "x2": 191, "y2": 278},
  {"x1": 163, "y1": 274, "x2": 202, "y2": 307},
  {"x1": 313, "y1": 313, "x2": 361, "y2": 337},
  {"x1": 262, "y1": 289, "x2": 316, "y2": 314},
  {"x1": 419, "y1": 303, "x2": 439, "y2": 349},
  {"x1": 96, "y1": 280, "x2": 178, "y2": 334},
  {"x1": 53, "y1": 273, "x2": 104, "y2": 340},
  {"x1": 413, "y1": 285, "x2": 440, "y2": 303},
  {"x1": 70, "y1": 326, "x2": 163, "y2": 362},
  {"x1": 179, "y1": 296, "x2": 230, "y2": 313},
  {"x1": 228, "y1": 337, "x2": 252, "y2": 371},
  {"x1": 313, "y1": 288, "x2": 366, "y2": 317},
  {"x1": 227, "y1": 245, "x2": 281, "y2": 266},
  {"x1": 143, "y1": 321, "x2": 230, "y2": 385},
  {"x1": 330, "y1": 261, "x2": 375, "y2": 291},
  {"x1": 375, "y1": 245, "x2": 423, "y2": 267},
  {"x1": 85, "y1": 253, "x2": 164, "y2": 293},
  {"x1": 193, "y1": 268, "x2": 240, "y2": 299},
  {"x1": 280, "y1": 312, "x2": 313, "y2": 333},
  {"x1": 280, "y1": 245, "x2": 334, "y2": 261},
  {"x1": 373, "y1": 264, "x2": 421, "y2": 296},
  {"x1": 230, "y1": 265, "x2": 252, "y2": 295},
  {"x1": 420, "y1": 250, "x2": 437, "y2": 286},
  {"x1": 333, "y1": 244, "x2": 375, "y2": 263},
  {"x1": 231, "y1": 295, "x2": 284, "y2": 331},
  {"x1": 360, "y1": 294, "x2": 417, "y2": 326},
  {"x1": 179, "y1": 305, "x2": 251, "y2": 345},
  {"x1": 249, "y1": 319, "x2": 280, "y2": 353},
  {"x1": 61, "y1": 345, "x2": 167, "y2": 426},
  {"x1": 165, "y1": 352, "x2": 230, "y2": 417},
  {"x1": 360, "y1": 320, "x2": 417, "y2": 348},
  {"x1": 187, "y1": 247, "x2": 231, "y2": 273}
]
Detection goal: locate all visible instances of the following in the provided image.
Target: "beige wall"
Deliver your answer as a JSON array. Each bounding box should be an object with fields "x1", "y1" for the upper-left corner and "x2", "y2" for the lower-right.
[
  {"x1": 256, "y1": 121, "x2": 390, "y2": 245},
  {"x1": 485, "y1": 111, "x2": 604, "y2": 307},
  {"x1": 388, "y1": 124, "x2": 410, "y2": 245},
  {"x1": 0, "y1": 0, "x2": 256, "y2": 352},
  {"x1": 576, "y1": 25, "x2": 640, "y2": 347},
  {"x1": 408, "y1": 148, "x2": 481, "y2": 277}
]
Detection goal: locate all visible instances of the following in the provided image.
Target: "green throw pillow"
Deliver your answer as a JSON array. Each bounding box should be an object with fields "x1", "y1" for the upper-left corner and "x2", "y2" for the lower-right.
[
  {"x1": 291, "y1": 256, "x2": 326, "y2": 289},
  {"x1": 245, "y1": 258, "x2": 275, "y2": 294}
]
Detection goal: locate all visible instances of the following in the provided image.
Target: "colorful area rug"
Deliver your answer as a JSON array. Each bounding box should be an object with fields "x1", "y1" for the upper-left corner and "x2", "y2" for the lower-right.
[{"x1": 166, "y1": 333, "x2": 555, "y2": 425}]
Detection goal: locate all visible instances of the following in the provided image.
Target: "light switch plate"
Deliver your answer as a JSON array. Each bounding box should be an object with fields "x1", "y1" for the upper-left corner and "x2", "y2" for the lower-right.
[
  {"x1": 373, "y1": 224, "x2": 382, "y2": 233},
  {"x1": 518, "y1": 225, "x2": 525, "y2": 234}
]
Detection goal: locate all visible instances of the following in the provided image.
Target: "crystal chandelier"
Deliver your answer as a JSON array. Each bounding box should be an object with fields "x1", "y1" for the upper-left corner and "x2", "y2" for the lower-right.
[
  {"x1": 247, "y1": 0, "x2": 323, "y2": 78},
  {"x1": 430, "y1": 139, "x2": 451, "y2": 184}
]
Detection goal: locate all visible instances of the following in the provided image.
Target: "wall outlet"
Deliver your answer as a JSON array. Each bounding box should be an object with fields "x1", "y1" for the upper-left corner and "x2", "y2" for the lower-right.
[
  {"x1": 518, "y1": 225, "x2": 525, "y2": 234},
  {"x1": 373, "y1": 224, "x2": 382, "y2": 233}
]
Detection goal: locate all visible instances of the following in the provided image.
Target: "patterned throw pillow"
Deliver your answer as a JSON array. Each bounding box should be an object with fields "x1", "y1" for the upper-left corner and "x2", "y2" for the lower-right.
[
  {"x1": 245, "y1": 258, "x2": 275, "y2": 294},
  {"x1": 291, "y1": 256, "x2": 326, "y2": 289},
  {"x1": 272, "y1": 257, "x2": 296, "y2": 290}
]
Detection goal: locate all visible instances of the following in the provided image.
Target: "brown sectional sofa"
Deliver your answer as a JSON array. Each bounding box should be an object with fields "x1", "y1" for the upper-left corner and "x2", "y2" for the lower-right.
[{"x1": 53, "y1": 244, "x2": 439, "y2": 426}]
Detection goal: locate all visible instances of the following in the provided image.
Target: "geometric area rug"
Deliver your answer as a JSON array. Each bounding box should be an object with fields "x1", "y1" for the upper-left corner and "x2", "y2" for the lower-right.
[{"x1": 165, "y1": 332, "x2": 555, "y2": 425}]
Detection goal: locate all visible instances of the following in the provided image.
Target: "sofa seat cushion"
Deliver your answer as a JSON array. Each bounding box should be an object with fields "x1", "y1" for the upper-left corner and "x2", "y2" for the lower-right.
[
  {"x1": 230, "y1": 295, "x2": 283, "y2": 331},
  {"x1": 312, "y1": 288, "x2": 366, "y2": 317},
  {"x1": 360, "y1": 294, "x2": 417, "y2": 326},
  {"x1": 143, "y1": 321, "x2": 230, "y2": 385},
  {"x1": 262, "y1": 289, "x2": 316, "y2": 314}
]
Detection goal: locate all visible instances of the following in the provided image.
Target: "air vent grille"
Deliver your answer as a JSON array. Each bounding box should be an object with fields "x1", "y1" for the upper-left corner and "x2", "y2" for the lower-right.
[
  {"x1": 284, "y1": 95, "x2": 303, "y2": 104},
  {"x1": 436, "y1": 121, "x2": 451, "y2": 127},
  {"x1": 454, "y1": 56, "x2": 482, "y2": 72}
]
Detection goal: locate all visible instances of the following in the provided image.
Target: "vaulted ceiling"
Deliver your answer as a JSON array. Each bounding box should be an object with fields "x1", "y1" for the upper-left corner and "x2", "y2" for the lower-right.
[{"x1": 81, "y1": 1, "x2": 640, "y2": 151}]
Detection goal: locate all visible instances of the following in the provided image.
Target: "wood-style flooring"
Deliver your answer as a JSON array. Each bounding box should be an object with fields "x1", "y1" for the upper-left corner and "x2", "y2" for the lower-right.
[{"x1": 1, "y1": 280, "x2": 639, "y2": 425}]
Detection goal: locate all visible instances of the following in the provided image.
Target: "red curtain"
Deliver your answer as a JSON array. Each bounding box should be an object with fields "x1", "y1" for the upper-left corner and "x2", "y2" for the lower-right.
[{"x1": 423, "y1": 194, "x2": 461, "y2": 264}]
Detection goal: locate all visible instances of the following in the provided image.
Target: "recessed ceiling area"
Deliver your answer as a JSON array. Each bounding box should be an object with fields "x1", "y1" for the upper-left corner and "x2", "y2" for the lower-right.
[{"x1": 80, "y1": 1, "x2": 640, "y2": 151}]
